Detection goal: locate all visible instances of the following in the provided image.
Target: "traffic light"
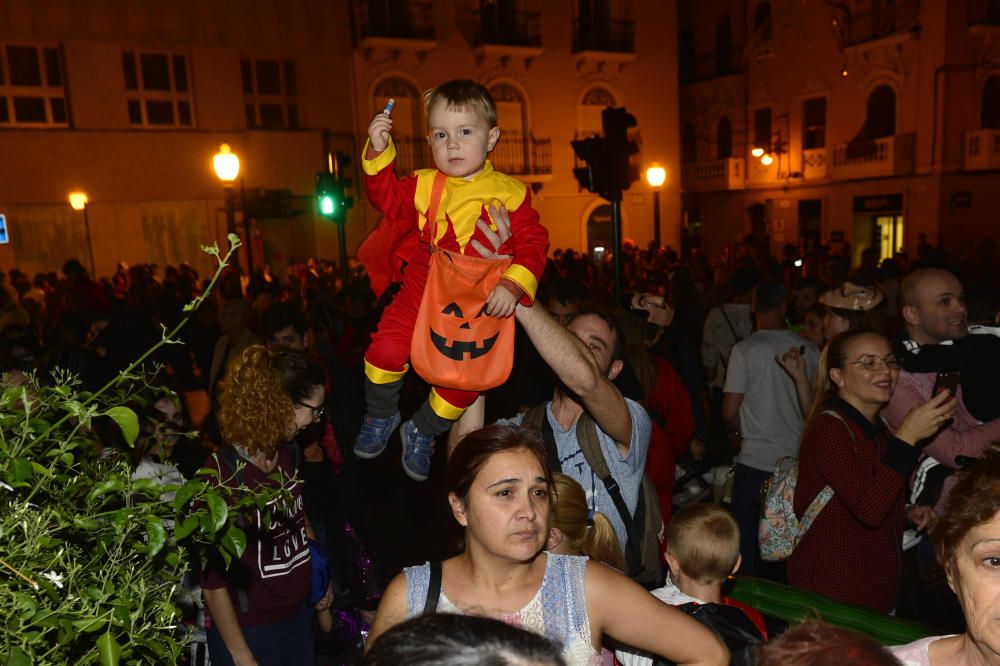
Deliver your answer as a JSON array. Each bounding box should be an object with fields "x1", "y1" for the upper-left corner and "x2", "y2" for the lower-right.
[
  {"x1": 571, "y1": 135, "x2": 611, "y2": 197},
  {"x1": 602, "y1": 107, "x2": 639, "y2": 192},
  {"x1": 333, "y1": 151, "x2": 354, "y2": 215},
  {"x1": 315, "y1": 172, "x2": 337, "y2": 219}
]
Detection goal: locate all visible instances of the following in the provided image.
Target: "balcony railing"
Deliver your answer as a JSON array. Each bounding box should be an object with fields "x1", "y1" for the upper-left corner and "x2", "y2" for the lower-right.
[
  {"x1": 391, "y1": 135, "x2": 552, "y2": 178},
  {"x1": 572, "y1": 17, "x2": 635, "y2": 54},
  {"x1": 357, "y1": 0, "x2": 435, "y2": 41},
  {"x1": 681, "y1": 53, "x2": 742, "y2": 86},
  {"x1": 843, "y1": 0, "x2": 920, "y2": 46},
  {"x1": 490, "y1": 134, "x2": 552, "y2": 176},
  {"x1": 968, "y1": 0, "x2": 1000, "y2": 25},
  {"x1": 831, "y1": 134, "x2": 915, "y2": 179},
  {"x1": 473, "y1": 6, "x2": 542, "y2": 48},
  {"x1": 681, "y1": 157, "x2": 745, "y2": 192},
  {"x1": 964, "y1": 129, "x2": 1000, "y2": 170}
]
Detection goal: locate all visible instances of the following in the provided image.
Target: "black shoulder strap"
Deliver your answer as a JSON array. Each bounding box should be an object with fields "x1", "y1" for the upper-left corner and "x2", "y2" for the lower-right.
[
  {"x1": 573, "y1": 414, "x2": 643, "y2": 578},
  {"x1": 719, "y1": 305, "x2": 742, "y2": 343},
  {"x1": 424, "y1": 561, "x2": 442, "y2": 614}
]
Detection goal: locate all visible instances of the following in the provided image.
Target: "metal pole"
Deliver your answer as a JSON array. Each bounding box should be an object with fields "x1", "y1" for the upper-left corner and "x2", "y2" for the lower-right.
[
  {"x1": 611, "y1": 197, "x2": 623, "y2": 302},
  {"x1": 82, "y1": 203, "x2": 96, "y2": 278},
  {"x1": 240, "y1": 178, "x2": 253, "y2": 279},
  {"x1": 337, "y1": 220, "x2": 349, "y2": 286},
  {"x1": 652, "y1": 188, "x2": 662, "y2": 249}
]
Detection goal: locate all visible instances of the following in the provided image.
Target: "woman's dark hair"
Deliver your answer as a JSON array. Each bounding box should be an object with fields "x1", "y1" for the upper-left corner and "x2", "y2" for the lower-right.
[
  {"x1": 361, "y1": 613, "x2": 566, "y2": 666},
  {"x1": 933, "y1": 444, "x2": 1000, "y2": 577},
  {"x1": 447, "y1": 425, "x2": 554, "y2": 502}
]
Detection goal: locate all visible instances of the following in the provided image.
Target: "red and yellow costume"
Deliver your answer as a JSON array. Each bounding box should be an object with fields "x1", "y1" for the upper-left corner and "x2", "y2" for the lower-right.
[{"x1": 358, "y1": 137, "x2": 548, "y2": 421}]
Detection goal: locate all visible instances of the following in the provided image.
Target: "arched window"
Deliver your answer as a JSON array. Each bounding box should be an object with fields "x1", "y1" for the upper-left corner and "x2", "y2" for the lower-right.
[
  {"x1": 717, "y1": 117, "x2": 733, "y2": 159},
  {"x1": 679, "y1": 26, "x2": 696, "y2": 85},
  {"x1": 373, "y1": 77, "x2": 424, "y2": 174},
  {"x1": 982, "y1": 76, "x2": 1000, "y2": 130},
  {"x1": 489, "y1": 83, "x2": 528, "y2": 173},
  {"x1": 578, "y1": 85, "x2": 617, "y2": 136},
  {"x1": 682, "y1": 123, "x2": 697, "y2": 164},
  {"x1": 753, "y1": 2, "x2": 772, "y2": 43},
  {"x1": 715, "y1": 16, "x2": 733, "y2": 76},
  {"x1": 865, "y1": 85, "x2": 896, "y2": 138}
]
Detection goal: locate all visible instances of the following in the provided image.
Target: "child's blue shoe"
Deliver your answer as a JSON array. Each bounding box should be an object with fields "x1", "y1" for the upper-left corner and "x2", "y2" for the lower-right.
[
  {"x1": 353, "y1": 412, "x2": 400, "y2": 459},
  {"x1": 400, "y1": 420, "x2": 435, "y2": 482}
]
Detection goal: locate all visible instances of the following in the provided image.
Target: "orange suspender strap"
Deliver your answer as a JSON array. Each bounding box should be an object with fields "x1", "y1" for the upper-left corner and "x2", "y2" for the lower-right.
[{"x1": 424, "y1": 171, "x2": 448, "y2": 248}]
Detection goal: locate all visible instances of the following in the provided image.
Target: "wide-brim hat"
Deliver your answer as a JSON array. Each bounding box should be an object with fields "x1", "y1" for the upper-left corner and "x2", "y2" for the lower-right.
[{"x1": 820, "y1": 282, "x2": 884, "y2": 311}]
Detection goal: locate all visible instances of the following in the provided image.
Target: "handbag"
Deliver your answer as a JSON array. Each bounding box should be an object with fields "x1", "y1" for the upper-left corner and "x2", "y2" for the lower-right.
[{"x1": 410, "y1": 171, "x2": 515, "y2": 391}]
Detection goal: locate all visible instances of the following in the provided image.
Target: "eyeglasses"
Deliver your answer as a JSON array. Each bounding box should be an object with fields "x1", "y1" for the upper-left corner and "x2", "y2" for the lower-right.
[
  {"x1": 848, "y1": 354, "x2": 900, "y2": 372},
  {"x1": 296, "y1": 400, "x2": 325, "y2": 419}
]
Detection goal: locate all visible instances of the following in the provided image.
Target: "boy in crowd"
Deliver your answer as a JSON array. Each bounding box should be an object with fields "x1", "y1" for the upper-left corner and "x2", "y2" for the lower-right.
[
  {"x1": 354, "y1": 79, "x2": 548, "y2": 481},
  {"x1": 617, "y1": 504, "x2": 766, "y2": 666}
]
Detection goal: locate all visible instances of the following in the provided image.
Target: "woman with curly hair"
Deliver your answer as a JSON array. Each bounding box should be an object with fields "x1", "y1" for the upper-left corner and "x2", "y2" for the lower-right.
[{"x1": 201, "y1": 346, "x2": 326, "y2": 666}]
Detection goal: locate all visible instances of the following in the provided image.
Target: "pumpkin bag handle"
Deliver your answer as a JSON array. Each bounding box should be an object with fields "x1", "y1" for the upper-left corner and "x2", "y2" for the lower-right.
[{"x1": 425, "y1": 171, "x2": 448, "y2": 248}]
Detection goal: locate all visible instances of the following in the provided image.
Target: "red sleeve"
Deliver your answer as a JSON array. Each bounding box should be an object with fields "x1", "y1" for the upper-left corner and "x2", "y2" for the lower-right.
[
  {"x1": 364, "y1": 161, "x2": 418, "y2": 222},
  {"x1": 796, "y1": 416, "x2": 915, "y2": 528},
  {"x1": 496, "y1": 189, "x2": 548, "y2": 305},
  {"x1": 357, "y1": 162, "x2": 420, "y2": 297}
]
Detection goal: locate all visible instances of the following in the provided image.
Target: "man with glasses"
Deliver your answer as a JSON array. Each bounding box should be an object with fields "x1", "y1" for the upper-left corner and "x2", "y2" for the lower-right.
[{"x1": 722, "y1": 279, "x2": 819, "y2": 578}]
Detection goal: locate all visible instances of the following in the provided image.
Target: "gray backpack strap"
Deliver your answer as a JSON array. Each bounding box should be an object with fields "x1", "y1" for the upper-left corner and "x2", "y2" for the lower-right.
[{"x1": 799, "y1": 410, "x2": 856, "y2": 535}]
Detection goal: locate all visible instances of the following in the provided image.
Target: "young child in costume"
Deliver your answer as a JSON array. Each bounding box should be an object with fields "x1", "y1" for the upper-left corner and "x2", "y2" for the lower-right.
[{"x1": 354, "y1": 79, "x2": 548, "y2": 481}]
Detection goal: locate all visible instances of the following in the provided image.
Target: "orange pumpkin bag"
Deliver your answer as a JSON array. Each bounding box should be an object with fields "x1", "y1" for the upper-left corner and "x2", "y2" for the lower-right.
[{"x1": 410, "y1": 171, "x2": 515, "y2": 392}]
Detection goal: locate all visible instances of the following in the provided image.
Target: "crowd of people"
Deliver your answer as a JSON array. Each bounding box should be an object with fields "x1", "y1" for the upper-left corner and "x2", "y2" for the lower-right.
[{"x1": 3, "y1": 223, "x2": 1000, "y2": 664}]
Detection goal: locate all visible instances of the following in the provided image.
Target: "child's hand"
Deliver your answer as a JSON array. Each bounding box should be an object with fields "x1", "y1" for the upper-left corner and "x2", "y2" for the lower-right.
[
  {"x1": 485, "y1": 284, "x2": 517, "y2": 318},
  {"x1": 314, "y1": 582, "x2": 334, "y2": 613},
  {"x1": 368, "y1": 113, "x2": 392, "y2": 153}
]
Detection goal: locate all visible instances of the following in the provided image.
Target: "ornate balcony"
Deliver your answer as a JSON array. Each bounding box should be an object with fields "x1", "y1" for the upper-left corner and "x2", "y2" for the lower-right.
[
  {"x1": 469, "y1": 4, "x2": 543, "y2": 64},
  {"x1": 840, "y1": 0, "x2": 920, "y2": 46},
  {"x1": 964, "y1": 129, "x2": 1000, "y2": 170},
  {"x1": 355, "y1": 0, "x2": 437, "y2": 55},
  {"x1": 681, "y1": 157, "x2": 745, "y2": 192},
  {"x1": 490, "y1": 133, "x2": 552, "y2": 179},
  {"x1": 831, "y1": 134, "x2": 915, "y2": 180}
]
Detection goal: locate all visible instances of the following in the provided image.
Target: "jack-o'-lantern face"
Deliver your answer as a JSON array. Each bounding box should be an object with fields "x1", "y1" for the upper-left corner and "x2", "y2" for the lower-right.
[{"x1": 430, "y1": 301, "x2": 499, "y2": 361}]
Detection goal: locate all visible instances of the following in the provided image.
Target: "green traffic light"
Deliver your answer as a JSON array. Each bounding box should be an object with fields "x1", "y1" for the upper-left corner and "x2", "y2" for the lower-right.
[{"x1": 320, "y1": 195, "x2": 336, "y2": 216}]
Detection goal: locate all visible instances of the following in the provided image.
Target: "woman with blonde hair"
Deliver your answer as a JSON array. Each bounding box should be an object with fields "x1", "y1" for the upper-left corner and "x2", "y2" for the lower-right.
[
  {"x1": 548, "y1": 473, "x2": 624, "y2": 571},
  {"x1": 201, "y1": 345, "x2": 326, "y2": 666}
]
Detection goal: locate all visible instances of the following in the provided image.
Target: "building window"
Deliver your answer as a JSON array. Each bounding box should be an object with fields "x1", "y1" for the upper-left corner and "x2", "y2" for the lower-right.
[
  {"x1": 865, "y1": 85, "x2": 895, "y2": 138},
  {"x1": 715, "y1": 16, "x2": 734, "y2": 76},
  {"x1": 717, "y1": 117, "x2": 733, "y2": 159},
  {"x1": 578, "y1": 86, "x2": 616, "y2": 136},
  {"x1": 982, "y1": 76, "x2": 1000, "y2": 129},
  {"x1": 122, "y1": 49, "x2": 193, "y2": 127},
  {"x1": 242, "y1": 58, "x2": 299, "y2": 129},
  {"x1": 754, "y1": 107, "x2": 772, "y2": 151},
  {"x1": 803, "y1": 97, "x2": 827, "y2": 149},
  {"x1": 0, "y1": 44, "x2": 69, "y2": 127},
  {"x1": 373, "y1": 76, "x2": 425, "y2": 175},
  {"x1": 753, "y1": 2, "x2": 773, "y2": 43}
]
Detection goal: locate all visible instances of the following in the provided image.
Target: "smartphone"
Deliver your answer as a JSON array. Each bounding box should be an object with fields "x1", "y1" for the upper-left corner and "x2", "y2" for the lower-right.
[{"x1": 932, "y1": 371, "x2": 960, "y2": 396}]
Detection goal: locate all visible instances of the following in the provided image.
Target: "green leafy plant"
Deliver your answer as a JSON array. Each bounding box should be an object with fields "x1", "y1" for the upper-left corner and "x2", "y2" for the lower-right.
[{"x1": 0, "y1": 236, "x2": 293, "y2": 665}]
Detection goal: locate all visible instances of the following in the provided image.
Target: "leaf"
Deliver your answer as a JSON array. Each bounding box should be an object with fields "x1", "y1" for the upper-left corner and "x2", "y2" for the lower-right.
[
  {"x1": 172, "y1": 479, "x2": 205, "y2": 510},
  {"x1": 145, "y1": 517, "x2": 167, "y2": 557},
  {"x1": 174, "y1": 515, "x2": 198, "y2": 540},
  {"x1": 104, "y1": 406, "x2": 139, "y2": 446},
  {"x1": 88, "y1": 479, "x2": 124, "y2": 502},
  {"x1": 73, "y1": 516, "x2": 99, "y2": 531},
  {"x1": 131, "y1": 477, "x2": 162, "y2": 498},
  {"x1": 73, "y1": 617, "x2": 105, "y2": 633},
  {"x1": 221, "y1": 525, "x2": 247, "y2": 559},
  {"x1": 205, "y1": 494, "x2": 228, "y2": 533},
  {"x1": 5, "y1": 647, "x2": 31, "y2": 666},
  {"x1": 11, "y1": 457, "x2": 32, "y2": 483},
  {"x1": 195, "y1": 466, "x2": 220, "y2": 478},
  {"x1": 97, "y1": 630, "x2": 121, "y2": 666}
]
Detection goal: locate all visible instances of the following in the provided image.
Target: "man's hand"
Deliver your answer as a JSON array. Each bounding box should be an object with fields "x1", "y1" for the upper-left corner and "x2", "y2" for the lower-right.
[
  {"x1": 485, "y1": 285, "x2": 517, "y2": 318},
  {"x1": 470, "y1": 205, "x2": 512, "y2": 258},
  {"x1": 368, "y1": 113, "x2": 392, "y2": 154},
  {"x1": 906, "y1": 505, "x2": 937, "y2": 532}
]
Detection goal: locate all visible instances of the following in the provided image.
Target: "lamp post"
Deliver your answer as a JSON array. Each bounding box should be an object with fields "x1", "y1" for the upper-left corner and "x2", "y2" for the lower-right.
[
  {"x1": 68, "y1": 191, "x2": 96, "y2": 277},
  {"x1": 213, "y1": 143, "x2": 250, "y2": 275},
  {"x1": 645, "y1": 163, "x2": 666, "y2": 249}
]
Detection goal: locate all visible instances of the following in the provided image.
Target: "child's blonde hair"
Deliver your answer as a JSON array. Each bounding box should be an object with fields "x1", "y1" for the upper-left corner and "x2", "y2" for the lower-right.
[
  {"x1": 666, "y1": 503, "x2": 740, "y2": 585},
  {"x1": 422, "y1": 79, "x2": 497, "y2": 128},
  {"x1": 551, "y1": 473, "x2": 624, "y2": 570}
]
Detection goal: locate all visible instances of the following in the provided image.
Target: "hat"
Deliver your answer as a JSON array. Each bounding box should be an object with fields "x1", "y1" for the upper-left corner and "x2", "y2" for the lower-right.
[{"x1": 820, "y1": 282, "x2": 884, "y2": 311}]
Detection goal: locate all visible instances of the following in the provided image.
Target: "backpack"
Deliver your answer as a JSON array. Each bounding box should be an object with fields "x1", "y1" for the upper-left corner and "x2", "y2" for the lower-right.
[
  {"x1": 523, "y1": 404, "x2": 665, "y2": 589},
  {"x1": 757, "y1": 410, "x2": 853, "y2": 562},
  {"x1": 674, "y1": 602, "x2": 764, "y2": 666}
]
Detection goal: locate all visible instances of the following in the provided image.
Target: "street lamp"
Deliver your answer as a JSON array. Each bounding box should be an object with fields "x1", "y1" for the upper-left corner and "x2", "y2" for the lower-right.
[
  {"x1": 645, "y1": 163, "x2": 667, "y2": 249},
  {"x1": 68, "y1": 191, "x2": 96, "y2": 277},
  {"x1": 213, "y1": 144, "x2": 251, "y2": 276}
]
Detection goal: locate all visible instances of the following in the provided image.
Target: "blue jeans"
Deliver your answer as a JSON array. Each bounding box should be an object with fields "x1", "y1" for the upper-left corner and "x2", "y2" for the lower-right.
[
  {"x1": 730, "y1": 463, "x2": 773, "y2": 579},
  {"x1": 207, "y1": 603, "x2": 314, "y2": 666}
]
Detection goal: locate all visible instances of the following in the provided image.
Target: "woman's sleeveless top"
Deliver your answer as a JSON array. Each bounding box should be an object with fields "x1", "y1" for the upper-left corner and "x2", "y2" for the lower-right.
[{"x1": 404, "y1": 553, "x2": 601, "y2": 665}]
